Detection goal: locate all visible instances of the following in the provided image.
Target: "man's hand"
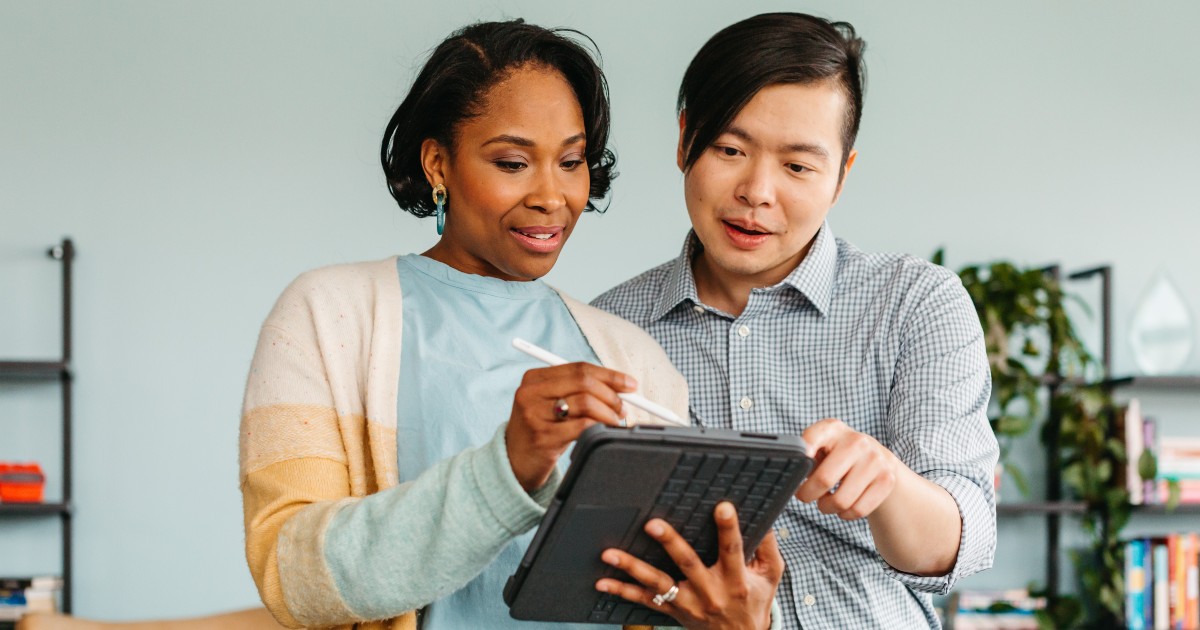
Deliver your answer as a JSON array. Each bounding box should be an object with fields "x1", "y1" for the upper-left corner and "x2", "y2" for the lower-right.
[
  {"x1": 798, "y1": 417, "x2": 964, "y2": 576},
  {"x1": 795, "y1": 418, "x2": 899, "y2": 519}
]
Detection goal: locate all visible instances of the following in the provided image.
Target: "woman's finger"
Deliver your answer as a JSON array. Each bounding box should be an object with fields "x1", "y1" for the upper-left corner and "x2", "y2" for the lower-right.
[
  {"x1": 642, "y1": 518, "x2": 716, "y2": 596},
  {"x1": 552, "y1": 392, "x2": 625, "y2": 427},
  {"x1": 596, "y1": 548, "x2": 682, "y2": 610},
  {"x1": 711, "y1": 502, "x2": 747, "y2": 579},
  {"x1": 750, "y1": 530, "x2": 785, "y2": 583}
]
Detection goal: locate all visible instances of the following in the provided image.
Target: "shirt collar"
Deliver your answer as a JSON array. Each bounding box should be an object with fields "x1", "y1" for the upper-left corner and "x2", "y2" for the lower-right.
[{"x1": 649, "y1": 222, "x2": 838, "y2": 321}]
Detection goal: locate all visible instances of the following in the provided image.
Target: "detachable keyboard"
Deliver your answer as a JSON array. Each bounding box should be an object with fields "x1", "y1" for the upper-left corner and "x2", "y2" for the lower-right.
[
  {"x1": 505, "y1": 424, "x2": 814, "y2": 626},
  {"x1": 587, "y1": 452, "x2": 805, "y2": 625}
]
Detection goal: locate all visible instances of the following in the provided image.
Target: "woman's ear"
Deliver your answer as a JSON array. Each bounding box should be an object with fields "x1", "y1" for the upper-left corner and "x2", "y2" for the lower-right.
[
  {"x1": 676, "y1": 111, "x2": 687, "y2": 172},
  {"x1": 420, "y1": 138, "x2": 448, "y2": 187}
]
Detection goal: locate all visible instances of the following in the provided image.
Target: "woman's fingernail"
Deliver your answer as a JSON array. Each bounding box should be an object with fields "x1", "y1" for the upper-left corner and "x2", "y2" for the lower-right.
[
  {"x1": 647, "y1": 521, "x2": 665, "y2": 537},
  {"x1": 717, "y1": 502, "x2": 735, "y2": 519},
  {"x1": 625, "y1": 376, "x2": 638, "y2": 390},
  {"x1": 602, "y1": 551, "x2": 619, "y2": 565}
]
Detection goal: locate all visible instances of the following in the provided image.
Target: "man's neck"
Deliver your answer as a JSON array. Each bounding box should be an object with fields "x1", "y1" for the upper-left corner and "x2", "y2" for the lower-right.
[{"x1": 691, "y1": 249, "x2": 808, "y2": 317}]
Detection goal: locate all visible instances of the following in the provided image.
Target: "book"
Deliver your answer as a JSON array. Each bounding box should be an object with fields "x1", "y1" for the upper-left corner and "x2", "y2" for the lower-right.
[
  {"x1": 1155, "y1": 541, "x2": 1170, "y2": 629},
  {"x1": 1125, "y1": 400, "x2": 1145, "y2": 505},
  {"x1": 1127, "y1": 538, "x2": 1148, "y2": 628}
]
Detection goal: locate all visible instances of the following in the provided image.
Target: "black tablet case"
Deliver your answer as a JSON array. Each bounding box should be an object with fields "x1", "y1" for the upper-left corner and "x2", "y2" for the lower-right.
[{"x1": 504, "y1": 424, "x2": 813, "y2": 626}]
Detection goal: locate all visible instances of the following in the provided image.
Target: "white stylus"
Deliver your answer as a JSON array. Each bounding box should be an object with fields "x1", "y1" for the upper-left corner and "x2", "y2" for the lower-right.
[{"x1": 512, "y1": 337, "x2": 686, "y2": 426}]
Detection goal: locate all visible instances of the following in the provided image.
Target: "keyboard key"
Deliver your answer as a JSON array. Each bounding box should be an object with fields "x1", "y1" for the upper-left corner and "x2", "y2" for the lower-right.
[
  {"x1": 589, "y1": 609, "x2": 610, "y2": 622},
  {"x1": 611, "y1": 603, "x2": 634, "y2": 623},
  {"x1": 695, "y1": 454, "x2": 725, "y2": 480},
  {"x1": 670, "y1": 466, "x2": 696, "y2": 480},
  {"x1": 721, "y1": 455, "x2": 747, "y2": 474},
  {"x1": 679, "y1": 452, "x2": 704, "y2": 468},
  {"x1": 745, "y1": 456, "x2": 767, "y2": 472}
]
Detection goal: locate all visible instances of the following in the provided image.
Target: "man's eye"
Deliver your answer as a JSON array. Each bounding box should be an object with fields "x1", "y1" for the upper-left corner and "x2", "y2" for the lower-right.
[
  {"x1": 495, "y1": 161, "x2": 526, "y2": 171},
  {"x1": 720, "y1": 146, "x2": 740, "y2": 157},
  {"x1": 788, "y1": 163, "x2": 808, "y2": 173}
]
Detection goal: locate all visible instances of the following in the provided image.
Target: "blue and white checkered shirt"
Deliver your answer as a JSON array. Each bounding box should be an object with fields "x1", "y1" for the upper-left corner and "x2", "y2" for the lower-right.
[{"x1": 592, "y1": 223, "x2": 998, "y2": 629}]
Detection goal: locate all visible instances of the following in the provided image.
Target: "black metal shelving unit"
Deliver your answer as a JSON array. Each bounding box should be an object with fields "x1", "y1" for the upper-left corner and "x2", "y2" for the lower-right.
[
  {"x1": 0, "y1": 239, "x2": 74, "y2": 613},
  {"x1": 996, "y1": 263, "x2": 1200, "y2": 600}
]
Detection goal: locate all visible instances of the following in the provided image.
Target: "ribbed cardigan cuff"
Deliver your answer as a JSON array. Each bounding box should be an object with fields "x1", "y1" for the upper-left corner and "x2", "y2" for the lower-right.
[{"x1": 476, "y1": 422, "x2": 563, "y2": 535}]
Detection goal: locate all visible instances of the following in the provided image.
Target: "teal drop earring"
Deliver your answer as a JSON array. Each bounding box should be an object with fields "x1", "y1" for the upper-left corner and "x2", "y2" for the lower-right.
[{"x1": 432, "y1": 183, "x2": 448, "y2": 235}]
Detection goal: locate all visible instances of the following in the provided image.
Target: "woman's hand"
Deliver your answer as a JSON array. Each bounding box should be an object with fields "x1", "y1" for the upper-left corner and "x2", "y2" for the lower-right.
[
  {"x1": 595, "y1": 502, "x2": 783, "y2": 630},
  {"x1": 506, "y1": 363, "x2": 636, "y2": 492}
]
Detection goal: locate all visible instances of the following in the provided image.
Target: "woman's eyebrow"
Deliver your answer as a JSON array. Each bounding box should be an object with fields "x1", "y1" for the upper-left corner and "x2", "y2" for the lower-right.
[
  {"x1": 560, "y1": 132, "x2": 586, "y2": 147},
  {"x1": 482, "y1": 134, "x2": 534, "y2": 148},
  {"x1": 481, "y1": 132, "x2": 586, "y2": 148}
]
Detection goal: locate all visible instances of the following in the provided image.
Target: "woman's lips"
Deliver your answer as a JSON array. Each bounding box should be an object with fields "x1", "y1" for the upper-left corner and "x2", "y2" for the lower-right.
[{"x1": 510, "y1": 226, "x2": 564, "y2": 253}]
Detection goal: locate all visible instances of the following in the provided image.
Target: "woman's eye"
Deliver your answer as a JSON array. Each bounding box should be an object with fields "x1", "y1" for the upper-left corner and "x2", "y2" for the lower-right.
[
  {"x1": 561, "y1": 159, "x2": 585, "y2": 170},
  {"x1": 495, "y1": 160, "x2": 526, "y2": 172}
]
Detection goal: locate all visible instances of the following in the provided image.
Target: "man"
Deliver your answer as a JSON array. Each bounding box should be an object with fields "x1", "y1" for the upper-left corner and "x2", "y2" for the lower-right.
[{"x1": 593, "y1": 13, "x2": 998, "y2": 628}]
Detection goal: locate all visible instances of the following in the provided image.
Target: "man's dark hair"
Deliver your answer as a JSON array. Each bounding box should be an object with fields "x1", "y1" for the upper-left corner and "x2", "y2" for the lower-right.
[
  {"x1": 382, "y1": 20, "x2": 615, "y2": 216},
  {"x1": 677, "y1": 13, "x2": 865, "y2": 177}
]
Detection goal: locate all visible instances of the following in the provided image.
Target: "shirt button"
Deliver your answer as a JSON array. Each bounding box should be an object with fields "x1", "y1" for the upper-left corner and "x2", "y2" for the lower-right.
[
  {"x1": 737, "y1": 324, "x2": 750, "y2": 337},
  {"x1": 803, "y1": 594, "x2": 816, "y2": 607},
  {"x1": 739, "y1": 397, "x2": 753, "y2": 410},
  {"x1": 778, "y1": 527, "x2": 789, "y2": 539},
  {"x1": 692, "y1": 305, "x2": 705, "y2": 314}
]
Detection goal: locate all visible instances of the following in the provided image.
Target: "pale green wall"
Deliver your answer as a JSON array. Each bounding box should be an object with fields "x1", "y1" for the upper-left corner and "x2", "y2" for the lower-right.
[{"x1": 2, "y1": 0, "x2": 1198, "y2": 620}]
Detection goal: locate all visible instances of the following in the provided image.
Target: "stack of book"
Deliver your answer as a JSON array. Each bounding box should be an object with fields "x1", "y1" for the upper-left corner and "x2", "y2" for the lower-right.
[
  {"x1": 0, "y1": 576, "x2": 61, "y2": 628},
  {"x1": 1124, "y1": 533, "x2": 1200, "y2": 629},
  {"x1": 946, "y1": 588, "x2": 1046, "y2": 629},
  {"x1": 1120, "y1": 400, "x2": 1200, "y2": 506}
]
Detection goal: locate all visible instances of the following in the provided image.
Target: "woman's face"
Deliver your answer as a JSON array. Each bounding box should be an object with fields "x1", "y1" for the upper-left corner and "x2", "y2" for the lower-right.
[{"x1": 422, "y1": 65, "x2": 590, "y2": 281}]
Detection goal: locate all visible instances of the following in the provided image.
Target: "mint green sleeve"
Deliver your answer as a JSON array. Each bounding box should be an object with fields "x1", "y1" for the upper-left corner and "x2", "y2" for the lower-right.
[{"x1": 319, "y1": 423, "x2": 559, "y2": 620}]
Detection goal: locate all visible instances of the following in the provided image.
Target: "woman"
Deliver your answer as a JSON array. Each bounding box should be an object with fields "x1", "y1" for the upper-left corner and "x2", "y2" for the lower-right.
[{"x1": 240, "y1": 20, "x2": 781, "y2": 630}]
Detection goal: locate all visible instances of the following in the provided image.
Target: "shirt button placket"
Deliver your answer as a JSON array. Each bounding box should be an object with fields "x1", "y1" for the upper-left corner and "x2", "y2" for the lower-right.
[{"x1": 730, "y1": 319, "x2": 753, "y2": 428}]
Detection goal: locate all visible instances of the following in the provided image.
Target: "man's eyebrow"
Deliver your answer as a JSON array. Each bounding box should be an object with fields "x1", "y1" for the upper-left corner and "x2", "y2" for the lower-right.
[
  {"x1": 725, "y1": 126, "x2": 831, "y2": 160},
  {"x1": 481, "y1": 133, "x2": 586, "y2": 148}
]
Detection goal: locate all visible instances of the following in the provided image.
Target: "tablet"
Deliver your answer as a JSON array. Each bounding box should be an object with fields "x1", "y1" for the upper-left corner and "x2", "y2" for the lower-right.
[{"x1": 503, "y1": 424, "x2": 814, "y2": 626}]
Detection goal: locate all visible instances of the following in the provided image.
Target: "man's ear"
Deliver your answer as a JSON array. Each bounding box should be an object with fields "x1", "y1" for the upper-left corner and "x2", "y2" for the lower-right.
[
  {"x1": 832, "y1": 149, "x2": 858, "y2": 204},
  {"x1": 420, "y1": 138, "x2": 448, "y2": 188},
  {"x1": 676, "y1": 111, "x2": 687, "y2": 172}
]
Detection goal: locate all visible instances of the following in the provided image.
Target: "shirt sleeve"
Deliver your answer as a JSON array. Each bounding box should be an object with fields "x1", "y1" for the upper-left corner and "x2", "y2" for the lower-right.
[{"x1": 880, "y1": 270, "x2": 998, "y2": 595}]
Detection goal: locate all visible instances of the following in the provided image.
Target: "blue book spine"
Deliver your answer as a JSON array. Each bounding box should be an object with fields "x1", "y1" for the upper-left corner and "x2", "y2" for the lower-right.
[{"x1": 1127, "y1": 539, "x2": 1147, "y2": 629}]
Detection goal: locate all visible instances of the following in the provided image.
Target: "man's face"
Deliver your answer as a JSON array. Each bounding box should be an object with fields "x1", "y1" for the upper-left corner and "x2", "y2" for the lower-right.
[{"x1": 680, "y1": 80, "x2": 856, "y2": 288}]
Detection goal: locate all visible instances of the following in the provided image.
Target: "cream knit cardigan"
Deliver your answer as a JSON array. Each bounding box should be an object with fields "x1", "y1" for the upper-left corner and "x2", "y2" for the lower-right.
[{"x1": 240, "y1": 258, "x2": 688, "y2": 629}]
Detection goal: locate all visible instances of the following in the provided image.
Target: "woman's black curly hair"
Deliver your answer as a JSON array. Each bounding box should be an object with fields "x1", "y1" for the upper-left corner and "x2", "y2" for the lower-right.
[{"x1": 381, "y1": 20, "x2": 616, "y2": 216}]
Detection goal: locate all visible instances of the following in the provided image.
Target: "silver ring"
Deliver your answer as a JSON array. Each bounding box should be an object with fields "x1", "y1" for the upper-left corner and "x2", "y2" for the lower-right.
[
  {"x1": 553, "y1": 398, "x2": 570, "y2": 420},
  {"x1": 651, "y1": 583, "x2": 678, "y2": 606}
]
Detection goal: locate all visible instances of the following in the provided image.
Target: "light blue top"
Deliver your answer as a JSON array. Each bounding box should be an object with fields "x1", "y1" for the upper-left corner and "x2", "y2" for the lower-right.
[{"x1": 395, "y1": 253, "x2": 598, "y2": 629}]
